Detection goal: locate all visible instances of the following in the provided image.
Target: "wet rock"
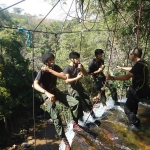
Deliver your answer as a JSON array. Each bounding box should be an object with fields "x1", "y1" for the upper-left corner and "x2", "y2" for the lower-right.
[{"x1": 70, "y1": 102, "x2": 150, "y2": 150}]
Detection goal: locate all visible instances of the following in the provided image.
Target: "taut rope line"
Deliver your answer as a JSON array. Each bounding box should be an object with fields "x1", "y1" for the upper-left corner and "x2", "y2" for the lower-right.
[{"x1": 136, "y1": 0, "x2": 143, "y2": 48}]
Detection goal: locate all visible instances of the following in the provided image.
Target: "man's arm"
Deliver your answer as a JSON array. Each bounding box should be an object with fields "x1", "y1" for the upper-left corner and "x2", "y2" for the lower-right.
[
  {"x1": 107, "y1": 72, "x2": 134, "y2": 81},
  {"x1": 78, "y1": 64, "x2": 89, "y2": 76},
  {"x1": 65, "y1": 73, "x2": 82, "y2": 84},
  {"x1": 117, "y1": 66, "x2": 132, "y2": 71},
  {"x1": 90, "y1": 65, "x2": 105, "y2": 75},
  {"x1": 32, "y1": 80, "x2": 55, "y2": 102},
  {"x1": 41, "y1": 66, "x2": 66, "y2": 80},
  {"x1": 32, "y1": 80, "x2": 46, "y2": 93}
]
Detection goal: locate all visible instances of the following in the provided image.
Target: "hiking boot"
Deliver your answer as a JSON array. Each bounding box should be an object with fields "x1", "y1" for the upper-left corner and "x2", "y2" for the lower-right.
[
  {"x1": 73, "y1": 122, "x2": 83, "y2": 131},
  {"x1": 128, "y1": 124, "x2": 140, "y2": 131},
  {"x1": 114, "y1": 101, "x2": 120, "y2": 106},
  {"x1": 94, "y1": 120, "x2": 101, "y2": 126},
  {"x1": 65, "y1": 144, "x2": 71, "y2": 150},
  {"x1": 86, "y1": 122, "x2": 95, "y2": 129},
  {"x1": 62, "y1": 138, "x2": 71, "y2": 150},
  {"x1": 73, "y1": 121, "x2": 86, "y2": 132}
]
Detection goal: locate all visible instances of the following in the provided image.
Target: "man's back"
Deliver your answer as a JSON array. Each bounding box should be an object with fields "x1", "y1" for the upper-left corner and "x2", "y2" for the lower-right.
[{"x1": 130, "y1": 60, "x2": 149, "y2": 89}]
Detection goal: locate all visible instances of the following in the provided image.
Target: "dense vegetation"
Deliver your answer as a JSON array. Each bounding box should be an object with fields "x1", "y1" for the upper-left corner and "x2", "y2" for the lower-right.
[{"x1": 0, "y1": 0, "x2": 150, "y2": 143}]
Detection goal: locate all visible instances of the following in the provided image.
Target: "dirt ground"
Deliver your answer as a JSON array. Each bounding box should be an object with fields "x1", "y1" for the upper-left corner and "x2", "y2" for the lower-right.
[
  {"x1": 1, "y1": 120, "x2": 61, "y2": 150},
  {"x1": 31, "y1": 121, "x2": 61, "y2": 150}
]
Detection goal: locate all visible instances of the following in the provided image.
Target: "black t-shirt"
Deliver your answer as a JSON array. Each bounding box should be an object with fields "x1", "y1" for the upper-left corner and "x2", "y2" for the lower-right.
[
  {"x1": 129, "y1": 60, "x2": 149, "y2": 92},
  {"x1": 64, "y1": 65, "x2": 79, "y2": 78},
  {"x1": 88, "y1": 58, "x2": 105, "y2": 77},
  {"x1": 64, "y1": 65, "x2": 80, "y2": 87},
  {"x1": 35, "y1": 65, "x2": 62, "y2": 91}
]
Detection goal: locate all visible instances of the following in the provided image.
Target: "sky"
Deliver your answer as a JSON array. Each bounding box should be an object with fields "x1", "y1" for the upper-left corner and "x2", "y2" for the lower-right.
[{"x1": 0, "y1": 0, "x2": 77, "y2": 20}]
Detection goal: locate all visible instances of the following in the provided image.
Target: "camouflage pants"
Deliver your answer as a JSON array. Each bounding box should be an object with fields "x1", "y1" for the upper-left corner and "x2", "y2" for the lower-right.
[
  {"x1": 41, "y1": 90, "x2": 79, "y2": 138},
  {"x1": 94, "y1": 80, "x2": 118, "y2": 104},
  {"x1": 107, "y1": 82, "x2": 118, "y2": 101},
  {"x1": 67, "y1": 84, "x2": 93, "y2": 118}
]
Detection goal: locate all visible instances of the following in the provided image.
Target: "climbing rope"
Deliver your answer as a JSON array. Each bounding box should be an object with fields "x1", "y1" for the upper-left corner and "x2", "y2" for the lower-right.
[
  {"x1": 0, "y1": 0, "x2": 25, "y2": 13},
  {"x1": 33, "y1": 0, "x2": 60, "y2": 32},
  {"x1": 61, "y1": 0, "x2": 75, "y2": 32},
  {"x1": 79, "y1": 32, "x2": 82, "y2": 54},
  {"x1": 54, "y1": 33, "x2": 60, "y2": 59},
  {"x1": 136, "y1": 0, "x2": 143, "y2": 48},
  {"x1": 97, "y1": 0, "x2": 111, "y2": 58}
]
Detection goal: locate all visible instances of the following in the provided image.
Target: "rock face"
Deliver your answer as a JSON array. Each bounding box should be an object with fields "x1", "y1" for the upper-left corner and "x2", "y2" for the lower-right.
[{"x1": 64, "y1": 99, "x2": 150, "y2": 150}]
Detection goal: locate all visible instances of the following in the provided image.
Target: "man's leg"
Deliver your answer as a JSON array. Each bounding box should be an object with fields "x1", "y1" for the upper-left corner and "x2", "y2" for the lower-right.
[
  {"x1": 80, "y1": 90, "x2": 93, "y2": 111},
  {"x1": 57, "y1": 91, "x2": 80, "y2": 123},
  {"x1": 42, "y1": 97, "x2": 71, "y2": 150},
  {"x1": 94, "y1": 80, "x2": 107, "y2": 106},
  {"x1": 124, "y1": 97, "x2": 140, "y2": 128},
  {"x1": 66, "y1": 94, "x2": 80, "y2": 122},
  {"x1": 78, "y1": 88, "x2": 101, "y2": 127},
  {"x1": 68, "y1": 88, "x2": 84, "y2": 119},
  {"x1": 57, "y1": 91, "x2": 85, "y2": 131},
  {"x1": 106, "y1": 82, "x2": 118, "y2": 104},
  {"x1": 101, "y1": 90, "x2": 107, "y2": 106}
]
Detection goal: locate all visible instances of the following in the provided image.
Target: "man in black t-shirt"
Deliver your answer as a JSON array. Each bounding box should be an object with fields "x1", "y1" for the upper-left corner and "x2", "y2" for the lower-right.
[
  {"x1": 88, "y1": 49, "x2": 118, "y2": 106},
  {"x1": 64, "y1": 52, "x2": 97, "y2": 121},
  {"x1": 33, "y1": 52, "x2": 84, "y2": 150},
  {"x1": 107, "y1": 47, "x2": 149, "y2": 131}
]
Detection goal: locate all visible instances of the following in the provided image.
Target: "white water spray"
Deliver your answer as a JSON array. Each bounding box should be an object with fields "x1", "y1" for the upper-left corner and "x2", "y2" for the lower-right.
[{"x1": 59, "y1": 97, "x2": 127, "y2": 150}]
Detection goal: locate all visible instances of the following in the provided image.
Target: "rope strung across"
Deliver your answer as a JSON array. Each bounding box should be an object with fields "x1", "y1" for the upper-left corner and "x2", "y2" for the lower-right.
[
  {"x1": 0, "y1": 25, "x2": 117, "y2": 34},
  {"x1": 0, "y1": 0, "x2": 25, "y2": 13}
]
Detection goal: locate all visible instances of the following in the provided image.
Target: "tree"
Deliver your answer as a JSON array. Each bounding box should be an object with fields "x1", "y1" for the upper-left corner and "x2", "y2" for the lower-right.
[{"x1": 0, "y1": 29, "x2": 33, "y2": 133}]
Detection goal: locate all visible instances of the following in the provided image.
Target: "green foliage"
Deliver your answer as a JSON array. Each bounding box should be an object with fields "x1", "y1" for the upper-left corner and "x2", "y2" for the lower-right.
[{"x1": 0, "y1": 29, "x2": 33, "y2": 118}]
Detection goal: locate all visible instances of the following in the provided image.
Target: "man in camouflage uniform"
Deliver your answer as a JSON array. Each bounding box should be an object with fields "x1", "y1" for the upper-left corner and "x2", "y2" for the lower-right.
[
  {"x1": 33, "y1": 52, "x2": 83, "y2": 150},
  {"x1": 88, "y1": 49, "x2": 119, "y2": 106},
  {"x1": 64, "y1": 52, "x2": 97, "y2": 120}
]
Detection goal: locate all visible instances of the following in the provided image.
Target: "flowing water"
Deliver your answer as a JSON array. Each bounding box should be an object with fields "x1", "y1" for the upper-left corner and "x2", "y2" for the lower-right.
[{"x1": 59, "y1": 97, "x2": 150, "y2": 150}]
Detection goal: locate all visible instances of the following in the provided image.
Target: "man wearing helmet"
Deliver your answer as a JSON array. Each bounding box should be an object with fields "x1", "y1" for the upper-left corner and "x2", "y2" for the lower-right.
[
  {"x1": 88, "y1": 49, "x2": 118, "y2": 106},
  {"x1": 64, "y1": 52, "x2": 97, "y2": 122},
  {"x1": 33, "y1": 52, "x2": 83, "y2": 150}
]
